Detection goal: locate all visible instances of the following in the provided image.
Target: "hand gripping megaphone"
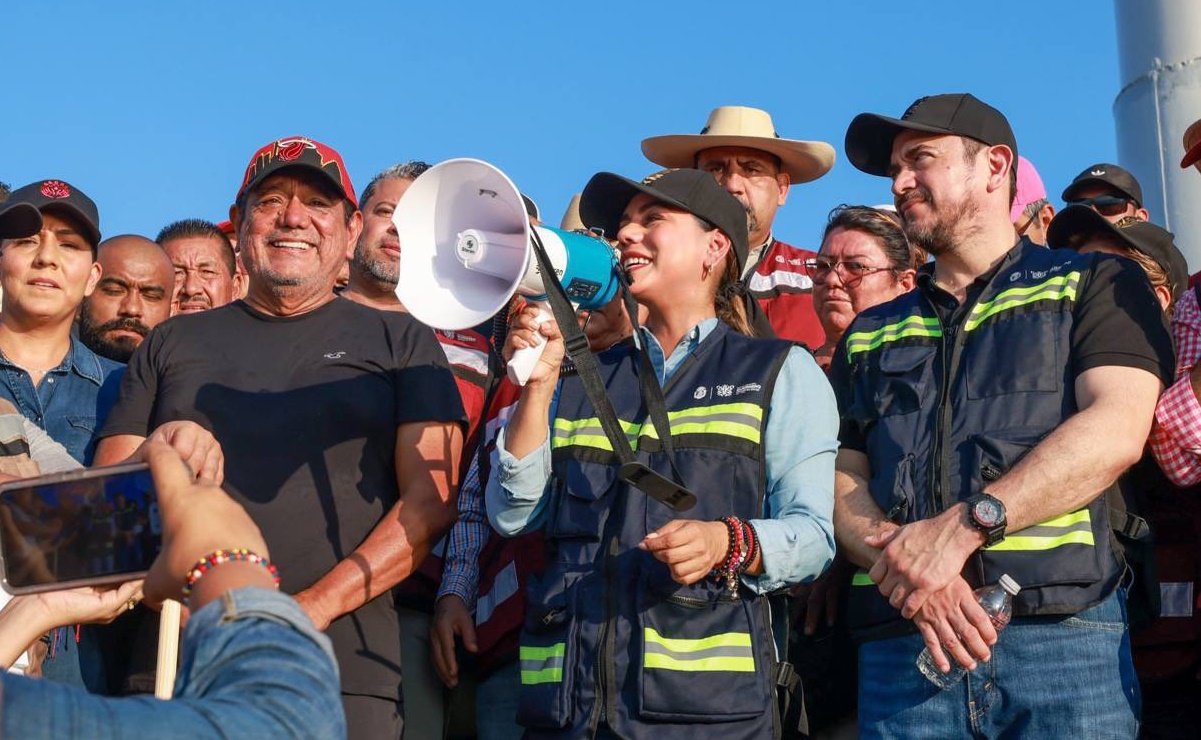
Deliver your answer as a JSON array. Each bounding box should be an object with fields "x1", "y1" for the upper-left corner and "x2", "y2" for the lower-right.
[{"x1": 395, "y1": 158, "x2": 622, "y2": 385}]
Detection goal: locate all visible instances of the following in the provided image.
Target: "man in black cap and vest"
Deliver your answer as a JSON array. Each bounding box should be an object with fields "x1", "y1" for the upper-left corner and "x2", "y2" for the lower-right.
[{"x1": 831, "y1": 93, "x2": 1173, "y2": 737}]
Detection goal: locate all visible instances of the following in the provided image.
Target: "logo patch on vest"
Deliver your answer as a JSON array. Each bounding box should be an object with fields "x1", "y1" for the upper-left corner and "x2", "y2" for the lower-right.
[
  {"x1": 693, "y1": 386, "x2": 707, "y2": 400},
  {"x1": 716, "y1": 384, "x2": 735, "y2": 397},
  {"x1": 736, "y1": 383, "x2": 762, "y2": 395}
]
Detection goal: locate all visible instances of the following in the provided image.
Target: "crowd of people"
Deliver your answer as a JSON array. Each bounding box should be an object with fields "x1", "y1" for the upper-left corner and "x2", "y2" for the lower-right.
[{"x1": 0, "y1": 93, "x2": 1198, "y2": 739}]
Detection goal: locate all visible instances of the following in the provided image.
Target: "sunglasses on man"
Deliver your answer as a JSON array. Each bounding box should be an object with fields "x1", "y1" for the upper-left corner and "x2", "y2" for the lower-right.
[{"x1": 1065, "y1": 195, "x2": 1135, "y2": 219}]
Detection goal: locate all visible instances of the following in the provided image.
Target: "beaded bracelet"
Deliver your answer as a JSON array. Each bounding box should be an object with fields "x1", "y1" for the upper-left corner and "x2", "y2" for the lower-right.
[
  {"x1": 713, "y1": 516, "x2": 746, "y2": 592},
  {"x1": 739, "y1": 520, "x2": 760, "y2": 575},
  {"x1": 182, "y1": 548, "x2": 281, "y2": 599},
  {"x1": 710, "y1": 517, "x2": 764, "y2": 593}
]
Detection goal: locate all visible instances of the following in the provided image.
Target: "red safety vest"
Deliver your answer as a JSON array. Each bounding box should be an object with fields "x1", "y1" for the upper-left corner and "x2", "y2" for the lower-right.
[
  {"x1": 1130, "y1": 470, "x2": 1201, "y2": 681},
  {"x1": 745, "y1": 237, "x2": 827, "y2": 350}
]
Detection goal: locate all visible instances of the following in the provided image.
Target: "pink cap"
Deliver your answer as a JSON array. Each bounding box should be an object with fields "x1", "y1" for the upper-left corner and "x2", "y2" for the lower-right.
[{"x1": 1011, "y1": 156, "x2": 1047, "y2": 222}]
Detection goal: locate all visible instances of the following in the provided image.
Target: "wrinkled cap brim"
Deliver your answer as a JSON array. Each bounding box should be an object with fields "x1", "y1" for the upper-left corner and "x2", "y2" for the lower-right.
[
  {"x1": 1182, "y1": 139, "x2": 1201, "y2": 169},
  {"x1": 1045, "y1": 204, "x2": 1120, "y2": 251},
  {"x1": 0, "y1": 202, "x2": 44, "y2": 241},
  {"x1": 845, "y1": 113, "x2": 957, "y2": 177}
]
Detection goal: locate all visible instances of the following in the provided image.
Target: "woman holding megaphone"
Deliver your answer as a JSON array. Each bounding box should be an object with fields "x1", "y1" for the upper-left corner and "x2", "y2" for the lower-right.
[{"x1": 486, "y1": 168, "x2": 838, "y2": 738}]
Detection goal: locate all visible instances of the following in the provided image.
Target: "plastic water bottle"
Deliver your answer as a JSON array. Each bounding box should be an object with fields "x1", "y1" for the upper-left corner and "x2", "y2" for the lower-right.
[{"x1": 916, "y1": 574, "x2": 1021, "y2": 689}]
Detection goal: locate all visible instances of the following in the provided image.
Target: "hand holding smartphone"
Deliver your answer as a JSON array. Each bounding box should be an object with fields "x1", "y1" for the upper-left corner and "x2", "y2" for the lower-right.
[{"x1": 0, "y1": 462, "x2": 158, "y2": 594}]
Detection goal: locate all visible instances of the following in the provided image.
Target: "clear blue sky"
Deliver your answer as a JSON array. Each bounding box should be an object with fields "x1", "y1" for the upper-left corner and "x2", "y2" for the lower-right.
[{"x1": 3, "y1": 2, "x2": 1120, "y2": 247}]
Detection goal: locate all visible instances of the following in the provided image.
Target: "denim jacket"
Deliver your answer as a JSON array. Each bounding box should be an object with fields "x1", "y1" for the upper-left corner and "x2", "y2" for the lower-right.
[
  {"x1": 0, "y1": 336, "x2": 124, "y2": 465},
  {"x1": 1, "y1": 588, "x2": 346, "y2": 739}
]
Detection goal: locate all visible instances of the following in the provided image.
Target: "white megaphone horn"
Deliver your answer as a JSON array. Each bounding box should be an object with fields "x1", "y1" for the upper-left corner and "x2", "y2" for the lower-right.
[{"x1": 395, "y1": 158, "x2": 622, "y2": 385}]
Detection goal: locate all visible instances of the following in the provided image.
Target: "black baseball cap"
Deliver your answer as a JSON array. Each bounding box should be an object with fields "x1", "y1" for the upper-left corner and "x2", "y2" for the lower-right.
[
  {"x1": 2, "y1": 180, "x2": 101, "y2": 247},
  {"x1": 579, "y1": 168, "x2": 749, "y2": 271},
  {"x1": 0, "y1": 200, "x2": 41, "y2": 240},
  {"x1": 1061, "y1": 163, "x2": 1143, "y2": 207},
  {"x1": 1047, "y1": 205, "x2": 1188, "y2": 301},
  {"x1": 845, "y1": 93, "x2": 1018, "y2": 177}
]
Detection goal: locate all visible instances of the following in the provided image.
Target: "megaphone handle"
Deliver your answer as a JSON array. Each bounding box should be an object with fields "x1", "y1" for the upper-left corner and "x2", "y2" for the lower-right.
[{"x1": 506, "y1": 303, "x2": 553, "y2": 386}]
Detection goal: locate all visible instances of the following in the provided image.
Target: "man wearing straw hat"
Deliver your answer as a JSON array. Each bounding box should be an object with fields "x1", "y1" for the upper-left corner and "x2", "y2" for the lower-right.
[{"x1": 642, "y1": 106, "x2": 835, "y2": 348}]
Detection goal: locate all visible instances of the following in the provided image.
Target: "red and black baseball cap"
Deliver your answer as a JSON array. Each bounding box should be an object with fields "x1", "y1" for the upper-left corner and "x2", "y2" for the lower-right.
[
  {"x1": 236, "y1": 136, "x2": 357, "y2": 208},
  {"x1": 845, "y1": 93, "x2": 1018, "y2": 177},
  {"x1": 1047, "y1": 205, "x2": 1188, "y2": 301},
  {"x1": 1, "y1": 180, "x2": 101, "y2": 247},
  {"x1": 579, "y1": 168, "x2": 749, "y2": 272}
]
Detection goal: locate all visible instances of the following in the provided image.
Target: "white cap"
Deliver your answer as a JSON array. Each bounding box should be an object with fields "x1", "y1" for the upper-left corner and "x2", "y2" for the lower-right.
[{"x1": 999, "y1": 574, "x2": 1021, "y2": 596}]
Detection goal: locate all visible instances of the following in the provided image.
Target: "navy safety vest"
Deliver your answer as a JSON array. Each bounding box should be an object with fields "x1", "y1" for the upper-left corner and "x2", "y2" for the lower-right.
[
  {"x1": 842, "y1": 242, "x2": 1124, "y2": 640},
  {"x1": 517, "y1": 322, "x2": 793, "y2": 739}
]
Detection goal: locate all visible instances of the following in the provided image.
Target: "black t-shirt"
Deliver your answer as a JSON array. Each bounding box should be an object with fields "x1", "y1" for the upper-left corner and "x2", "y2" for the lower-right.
[
  {"x1": 100, "y1": 297, "x2": 465, "y2": 698},
  {"x1": 831, "y1": 248, "x2": 1175, "y2": 453}
]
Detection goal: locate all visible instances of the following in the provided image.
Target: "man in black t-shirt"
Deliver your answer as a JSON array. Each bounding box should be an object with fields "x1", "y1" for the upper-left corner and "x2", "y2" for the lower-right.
[
  {"x1": 833, "y1": 95, "x2": 1173, "y2": 736},
  {"x1": 95, "y1": 137, "x2": 465, "y2": 739}
]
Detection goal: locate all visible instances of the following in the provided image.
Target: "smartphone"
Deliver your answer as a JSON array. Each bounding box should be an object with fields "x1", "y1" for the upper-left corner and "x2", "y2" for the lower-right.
[{"x1": 0, "y1": 462, "x2": 159, "y2": 595}]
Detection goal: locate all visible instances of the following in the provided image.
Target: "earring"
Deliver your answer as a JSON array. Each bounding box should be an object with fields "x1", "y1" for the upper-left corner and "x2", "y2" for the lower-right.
[{"x1": 703, "y1": 263, "x2": 713, "y2": 279}]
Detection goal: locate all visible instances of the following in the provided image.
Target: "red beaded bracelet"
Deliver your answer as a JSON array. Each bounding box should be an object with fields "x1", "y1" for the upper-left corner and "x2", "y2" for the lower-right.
[
  {"x1": 182, "y1": 548, "x2": 281, "y2": 599},
  {"x1": 714, "y1": 516, "x2": 747, "y2": 592}
]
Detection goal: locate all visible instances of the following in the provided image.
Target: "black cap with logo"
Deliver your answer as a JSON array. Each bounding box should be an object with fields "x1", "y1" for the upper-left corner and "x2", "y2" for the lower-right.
[
  {"x1": 1061, "y1": 163, "x2": 1144, "y2": 207},
  {"x1": 1046, "y1": 205, "x2": 1187, "y2": 301},
  {"x1": 579, "y1": 168, "x2": 749, "y2": 272},
  {"x1": 0, "y1": 180, "x2": 101, "y2": 247},
  {"x1": 845, "y1": 93, "x2": 1018, "y2": 177}
]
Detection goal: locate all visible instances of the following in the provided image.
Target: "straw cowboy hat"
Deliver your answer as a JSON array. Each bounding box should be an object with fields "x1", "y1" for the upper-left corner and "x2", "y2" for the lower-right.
[{"x1": 641, "y1": 106, "x2": 836, "y2": 184}]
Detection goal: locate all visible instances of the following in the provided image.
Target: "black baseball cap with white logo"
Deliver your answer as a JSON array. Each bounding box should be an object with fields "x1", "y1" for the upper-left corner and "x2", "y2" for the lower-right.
[
  {"x1": 1047, "y1": 205, "x2": 1188, "y2": 301},
  {"x1": 1061, "y1": 163, "x2": 1143, "y2": 207},
  {"x1": 845, "y1": 93, "x2": 1018, "y2": 177},
  {"x1": 1, "y1": 180, "x2": 101, "y2": 248},
  {"x1": 579, "y1": 168, "x2": 749, "y2": 272}
]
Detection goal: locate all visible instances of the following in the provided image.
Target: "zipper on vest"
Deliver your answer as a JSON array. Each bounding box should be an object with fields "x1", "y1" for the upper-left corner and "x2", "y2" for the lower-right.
[
  {"x1": 928, "y1": 313, "x2": 969, "y2": 515},
  {"x1": 587, "y1": 534, "x2": 620, "y2": 737}
]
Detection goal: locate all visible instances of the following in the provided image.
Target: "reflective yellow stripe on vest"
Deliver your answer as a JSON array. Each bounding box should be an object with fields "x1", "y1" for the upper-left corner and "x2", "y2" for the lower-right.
[
  {"x1": 964, "y1": 271, "x2": 1080, "y2": 332},
  {"x1": 851, "y1": 571, "x2": 875, "y2": 587},
  {"x1": 642, "y1": 627, "x2": 755, "y2": 672},
  {"x1": 845, "y1": 315, "x2": 942, "y2": 361},
  {"x1": 984, "y1": 509, "x2": 1095, "y2": 552},
  {"x1": 520, "y1": 643, "x2": 565, "y2": 684},
  {"x1": 552, "y1": 417, "x2": 640, "y2": 451},
  {"x1": 552, "y1": 402, "x2": 764, "y2": 452}
]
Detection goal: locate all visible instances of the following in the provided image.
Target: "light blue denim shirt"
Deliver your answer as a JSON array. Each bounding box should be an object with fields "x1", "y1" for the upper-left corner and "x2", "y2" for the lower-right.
[
  {"x1": 0, "y1": 336, "x2": 124, "y2": 465},
  {"x1": 486, "y1": 319, "x2": 839, "y2": 591},
  {"x1": 0, "y1": 588, "x2": 345, "y2": 739}
]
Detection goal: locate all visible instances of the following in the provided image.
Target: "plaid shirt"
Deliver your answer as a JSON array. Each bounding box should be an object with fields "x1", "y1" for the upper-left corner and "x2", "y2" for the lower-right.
[
  {"x1": 1149, "y1": 287, "x2": 1201, "y2": 485},
  {"x1": 436, "y1": 453, "x2": 487, "y2": 608}
]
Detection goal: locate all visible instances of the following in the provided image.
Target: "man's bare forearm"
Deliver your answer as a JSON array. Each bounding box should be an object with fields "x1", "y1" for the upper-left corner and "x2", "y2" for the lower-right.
[
  {"x1": 300, "y1": 421, "x2": 463, "y2": 624},
  {"x1": 986, "y1": 366, "x2": 1161, "y2": 531},
  {"x1": 833, "y1": 450, "x2": 895, "y2": 570}
]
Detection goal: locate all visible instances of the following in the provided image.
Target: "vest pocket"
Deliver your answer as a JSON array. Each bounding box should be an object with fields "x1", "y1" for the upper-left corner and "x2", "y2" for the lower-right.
[
  {"x1": 971, "y1": 431, "x2": 1108, "y2": 587},
  {"x1": 516, "y1": 578, "x2": 579, "y2": 730},
  {"x1": 965, "y1": 312, "x2": 1060, "y2": 398},
  {"x1": 868, "y1": 345, "x2": 935, "y2": 418},
  {"x1": 636, "y1": 588, "x2": 771, "y2": 722},
  {"x1": 547, "y1": 463, "x2": 618, "y2": 541}
]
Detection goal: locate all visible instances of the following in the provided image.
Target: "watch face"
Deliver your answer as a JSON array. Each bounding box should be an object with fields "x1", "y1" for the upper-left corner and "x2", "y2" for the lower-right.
[{"x1": 973, "y1": 498, "x2": 1003, "y2": 527}]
